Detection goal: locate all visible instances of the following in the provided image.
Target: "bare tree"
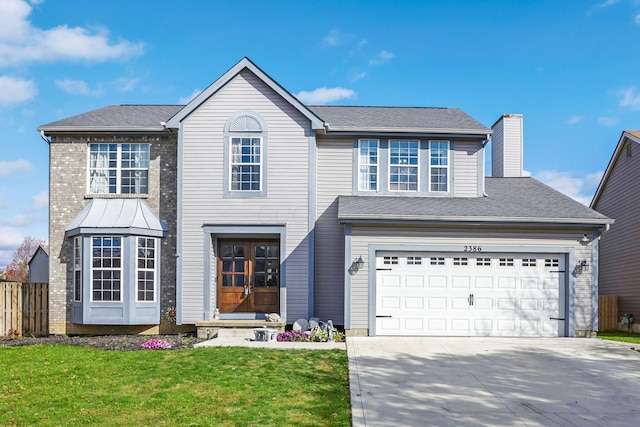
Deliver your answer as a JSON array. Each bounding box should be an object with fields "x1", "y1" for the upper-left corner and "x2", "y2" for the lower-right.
[{"x1": 5, "y1": 236, "x2": 45, "y2": 283}]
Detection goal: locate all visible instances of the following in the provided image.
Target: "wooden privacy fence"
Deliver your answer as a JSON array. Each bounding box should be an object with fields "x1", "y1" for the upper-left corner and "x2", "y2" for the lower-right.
[
  {"x1": 0, "y1": 282, "x2": 48, "y2": 337},
  {"x1": 598, "y1": 295, "x2": 618, "y2": 332}
]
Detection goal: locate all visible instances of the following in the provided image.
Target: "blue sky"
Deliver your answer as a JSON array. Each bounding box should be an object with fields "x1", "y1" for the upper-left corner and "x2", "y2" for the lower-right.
[{"x1": 1, "y1": 0, "x2": 639, "y2": 268}]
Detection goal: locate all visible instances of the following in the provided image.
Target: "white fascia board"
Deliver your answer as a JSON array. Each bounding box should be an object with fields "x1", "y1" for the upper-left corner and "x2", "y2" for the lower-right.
[
  {"x1": 339, "y1": 215, "x2": 614, "y2": 227},
  {"x1": 38, "y1": 126, "x2": 169, "y2": 134},
  {"x1": 165, "y1": 57, "x2": 324, "y2": 130},
  {"x1": 325, "y1": 126, "x2": 492, "y2": 136}
]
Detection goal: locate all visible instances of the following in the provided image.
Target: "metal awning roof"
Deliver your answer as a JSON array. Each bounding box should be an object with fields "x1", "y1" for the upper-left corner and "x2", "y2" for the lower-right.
[{"x1": 65, "y1": 198, "x2": 166, "y2": 237}]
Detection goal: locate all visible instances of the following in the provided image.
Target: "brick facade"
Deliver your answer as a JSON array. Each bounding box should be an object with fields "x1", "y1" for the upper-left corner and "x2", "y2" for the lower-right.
[{"x1": 48, "y1": 134, "x2": 179, "y2": 334}]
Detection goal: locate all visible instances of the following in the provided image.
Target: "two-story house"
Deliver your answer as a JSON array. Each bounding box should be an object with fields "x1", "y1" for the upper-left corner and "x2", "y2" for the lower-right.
[{"x1": 39, "y1": 57, "x2": 612, "y2": 337}]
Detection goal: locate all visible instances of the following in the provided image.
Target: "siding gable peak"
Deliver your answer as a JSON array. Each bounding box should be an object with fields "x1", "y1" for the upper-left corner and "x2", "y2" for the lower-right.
[{"x1": 165, "y1": 57, "x2": 324, "y2": 130}]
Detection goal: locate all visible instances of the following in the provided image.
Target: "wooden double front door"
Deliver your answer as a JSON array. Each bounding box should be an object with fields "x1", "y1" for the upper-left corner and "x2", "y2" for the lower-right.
[{"x1": 217, "y1": 240, "x2": 280, "y2": 313}]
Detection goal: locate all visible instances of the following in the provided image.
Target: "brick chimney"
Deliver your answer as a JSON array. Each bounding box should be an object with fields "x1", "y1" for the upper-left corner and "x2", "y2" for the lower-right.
[{"x1": 491, "y1": 114, "x2": 523, "y2": 177}]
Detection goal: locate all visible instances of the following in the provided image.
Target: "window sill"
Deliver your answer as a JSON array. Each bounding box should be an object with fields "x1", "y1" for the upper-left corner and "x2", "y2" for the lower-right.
[{"x1": 85, "y1": 193, "x2": 149, "y2": 199}]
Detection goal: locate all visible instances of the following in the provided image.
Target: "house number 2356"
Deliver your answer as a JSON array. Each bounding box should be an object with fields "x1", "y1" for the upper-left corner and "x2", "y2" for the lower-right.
[{"x1": 463, "y1": 246, "x2": 482, "y2": 252}]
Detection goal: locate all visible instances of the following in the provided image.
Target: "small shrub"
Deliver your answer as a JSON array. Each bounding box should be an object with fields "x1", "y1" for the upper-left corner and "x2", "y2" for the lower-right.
[
  {"x1": 311, "y1": 329, "x2": 328, "y2": 342},
  {"x1": 333, "y1": 331, "x2": 345, "y2": 342},
  {"x1": 8, "y1": 328, "x2": 20, "y2": 340},
  {"x1": 140, "y1": 338, "x2": 172, "y2": 350}
]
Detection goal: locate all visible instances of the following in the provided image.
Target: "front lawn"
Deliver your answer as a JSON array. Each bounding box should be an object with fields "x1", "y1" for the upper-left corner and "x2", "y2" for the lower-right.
[
  {"x1": 0, "y1": 345, "x2": 351, "y2": 426},
  {"x1": 597, "y1": 330, "x2": 640, "y2": 344}
]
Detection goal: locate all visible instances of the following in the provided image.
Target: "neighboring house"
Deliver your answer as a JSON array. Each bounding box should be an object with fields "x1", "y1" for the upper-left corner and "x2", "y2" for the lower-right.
[
  {"x1": 39, "y1": 57, "x2": 612, "y2": 337},
  {"x1": 591, "y1": 130, "x2": 640, "y2": 332},
  {"x1": 28, "y1": 245, "x2": 49, "y2": 283}
]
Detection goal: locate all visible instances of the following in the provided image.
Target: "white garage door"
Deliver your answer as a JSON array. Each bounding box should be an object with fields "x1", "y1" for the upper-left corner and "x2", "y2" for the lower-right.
[{"x1": 375, "y1": 252, "x2": 565, "y2": 337}]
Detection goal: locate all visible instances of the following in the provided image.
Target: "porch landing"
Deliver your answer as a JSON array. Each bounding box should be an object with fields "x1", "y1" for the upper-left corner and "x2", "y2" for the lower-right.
[{"x1": 195, "y1": 319, "x2": 286, "y2": 339}]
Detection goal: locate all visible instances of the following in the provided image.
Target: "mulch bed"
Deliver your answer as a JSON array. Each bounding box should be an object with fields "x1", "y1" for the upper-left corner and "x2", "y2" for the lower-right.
[{"x1": 0, "y1": 334, "x2": 205, "y2": 351}]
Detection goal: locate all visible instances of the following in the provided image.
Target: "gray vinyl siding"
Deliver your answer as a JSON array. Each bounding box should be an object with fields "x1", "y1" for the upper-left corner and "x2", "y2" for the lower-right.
[
  {"x1": 180, "y1": 69, "x2": 311, "y2": 323},
  {"x1": 315, "y1": 137, "x2": 353, "y2": 323},
  {"x1": 593, "y1": 140, "x2": 640, "y2": 317},
  {"x1": 348, "y1": 225, "x2": 595, "y2": 333},
  {"x1": 453, "y1": 140, "x2": 481, "y2": 197},
  {"x1": 492, "y1": 119, "x2": 504, "y2": 177},
  {"x1": 491, "y1": 115, "x2": 523, "y2": 178}
]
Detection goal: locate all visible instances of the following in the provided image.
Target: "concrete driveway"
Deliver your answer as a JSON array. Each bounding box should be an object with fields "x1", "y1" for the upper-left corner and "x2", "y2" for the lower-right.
[{"x1": 347, "y1": 337, "x2": 640, "y2": 426}]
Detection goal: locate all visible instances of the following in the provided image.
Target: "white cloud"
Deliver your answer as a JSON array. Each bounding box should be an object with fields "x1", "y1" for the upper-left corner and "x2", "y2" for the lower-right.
[
  {"x1": 295, "y1": 87, "x2": 356, "y2": 105},
  {"x1": 597, "y1": 116, "x2": 619, "y2": 126},
  {"x1": 535, "y1": 170, "x2": 603, "y2": 206},
  {"x1": 115, "y1": 77, "x2": 138, "y2": 92},
  {"x1": 178, "y1": 88, "x2": 202, "y2": 104},
  {"x1": 370, "y1": 50, "x2": 394, "y2": 65},
  {"x1": 323, "y1": 29, "x2": 346, "y2": 47},
  {"x1": 0, "y1": 214, "x2": 41, "y2": 227},
  {"x1": 0, "y1": 75, "x2": 36, "y2": 106},
  {"x1": 0, "y1": 0, "x2": 144, "y2": 67},
  {"x1": 567, "y1": 115, "x2": 583, "y2": 125},
  {"x1": 31, "y1": 190, "x2": 48, "y2": 210},
  {"x1": 619, "y1": 87, "x2": 640, "y2": 109},
  {"x1": 55, "y1": 78, "x2": 90, "y2": 95},
  {"x1": 0, "y1": 226, "x2": 24, "y2": 268},
  {"x1": 0, "y1": 159, "x2": 32, "y2": 176}
]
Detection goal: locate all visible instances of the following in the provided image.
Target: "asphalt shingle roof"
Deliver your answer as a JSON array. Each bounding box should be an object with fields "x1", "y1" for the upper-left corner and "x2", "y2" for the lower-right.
[
  {"x1": 38, "y1": 104, "x2": 491, "y2": 135},
  {"x1": 308, "y1": 105, "x2": 490, "y2": 133},
  {"x1": 338, "y1": 177, "x2": 611, "y2": 224},
  {"x1": 38, "y1": 105, "x2": 185, "y2": 131}
]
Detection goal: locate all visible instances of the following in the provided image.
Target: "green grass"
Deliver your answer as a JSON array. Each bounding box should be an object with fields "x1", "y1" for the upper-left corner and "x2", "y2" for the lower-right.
[
  {"x1": 0, "y1": 346, "x2": 351, "y2": 426},
  {"x1": 598, "y1": 330, "x2": 640, "y2": 344}
]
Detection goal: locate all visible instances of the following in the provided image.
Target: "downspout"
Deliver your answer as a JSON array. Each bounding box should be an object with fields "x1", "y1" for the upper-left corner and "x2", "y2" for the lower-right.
[
  {"x1": 40, "y1": 130, "x2": 51, "y2": 144},
  {"x1": 592, "y1": 222, "x2": 612, "y2": 334},
  {"x1": 482, "y1": 134, "x2": 490, "y2": 197}
]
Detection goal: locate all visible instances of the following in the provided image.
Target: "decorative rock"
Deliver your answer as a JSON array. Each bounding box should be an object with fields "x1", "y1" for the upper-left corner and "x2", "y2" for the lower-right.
[{"x1": 265, "y1": 312, "x2": 281, "y2": 322}]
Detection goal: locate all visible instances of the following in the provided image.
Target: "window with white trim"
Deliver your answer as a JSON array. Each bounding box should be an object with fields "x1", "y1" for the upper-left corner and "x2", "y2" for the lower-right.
[
  {"x1": 89, "y1": 144, "x2": 150, "y2": 194},
  {"x1": 230, "y1": 137, "x2": 262, "y2": 191},
  {"x1": 91, "y1": 236, "x2": 122, "y2": 301},
  {"x1": 137, "y1": 237, "x2": 156, "y2": 302},
  {"x1": 499, "y1": 258, "x2": 514, "y2": 267},
  {"x1": 430, "y1": 257, "x2": 445, "y2": 266},
  {"x1": 522, "y1": 258, "x2": 537, "y2": 267},
  {"x1": 429, "y1": 141, "x2": 449, "y2": 192},
  {"x1": 73, "y1": 237, "x2": 82, "y2": 302},
  {"x1": 383, "y1": 256, "x2": 399, "y2": 265},
  {"x1": 389, "y1": 140, "x2": 419, "y2": 191},
  {"x1": 407, "y1": 256, "x2": 422, "y2": 265},
  {"x1": 453, "y1": 257, "x2": 468, "y2": 266},
  {"x1": 545, "y1": 258, "x2": 559, "y2": 268},
  {"x1": 358, "y1": 139, "x2": 378, "y2": 191},
  {"x1": 476, "y1": 257, "x2": 491, "y2": 266}
]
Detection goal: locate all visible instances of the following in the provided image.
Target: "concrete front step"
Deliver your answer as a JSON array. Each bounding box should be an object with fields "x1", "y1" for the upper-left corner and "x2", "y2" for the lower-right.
[{"x1": 195, "y1": 319, "x2": 286, "y2": 340}]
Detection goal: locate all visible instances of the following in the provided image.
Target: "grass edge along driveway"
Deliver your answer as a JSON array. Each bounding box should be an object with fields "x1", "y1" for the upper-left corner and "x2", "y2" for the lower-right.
[{"x1": 0, "y1": 345, "x2": 351, "y2": 426}]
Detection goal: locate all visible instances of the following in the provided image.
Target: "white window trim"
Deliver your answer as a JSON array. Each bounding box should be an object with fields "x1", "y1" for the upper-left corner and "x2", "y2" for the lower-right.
[
  {"x1": 89, "y1": 236, "x2": 123, "y2": 302},
  {"x1": 388, "y1": 140, "x2": 420, "y2": 192},
  {"x1": 358, "y1": 139, "x2": 379, "y2": 191},
  {"x1": 87, "y1": 143, "x2": 150, "y2": 195},
  {"x1": 73, "y1": 236, "x2": 82, "y2": 302},
  {"x1": 229, "y1": 137, "x2": 263, "y2": 192},
  {"x1": 428, "y1": 140, "x2": 450, "y2": 193},
  {"x1": 135, "y1": 237, "x2": 157, "y2": 303}
]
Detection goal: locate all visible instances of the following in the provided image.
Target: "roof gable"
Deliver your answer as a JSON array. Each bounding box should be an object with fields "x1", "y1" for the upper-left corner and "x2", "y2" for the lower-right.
[
  {"x1": 165, "y1": 57, "x2": 324, "y2": 130},
  {"x1": 591, "y1": 130, "x2": 640, "y2": 208}
]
